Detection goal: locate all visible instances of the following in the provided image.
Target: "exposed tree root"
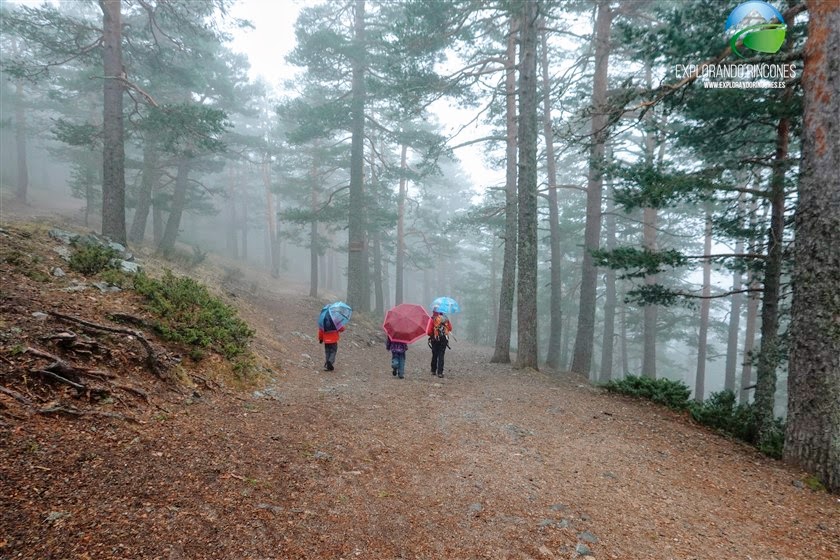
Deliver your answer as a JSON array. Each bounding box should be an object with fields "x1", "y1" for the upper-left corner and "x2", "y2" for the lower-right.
[{"x1": 47, "y1": 311, "x2": 169, "y2": 378}]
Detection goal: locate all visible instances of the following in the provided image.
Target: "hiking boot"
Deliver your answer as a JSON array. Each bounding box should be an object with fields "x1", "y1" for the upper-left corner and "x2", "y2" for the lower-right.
[
  {"x1": 437, "y1": 372, "x2": 444, "y2": 378},
  {"x1": 398, "y1": 374, "x2": 404, "y2": 379},
  {"x1": 392, "y1": 368, "x2": 397, "y2": 376},
  {"x1": 327, "y1": 362, "x2": 334, "y2": 371}
]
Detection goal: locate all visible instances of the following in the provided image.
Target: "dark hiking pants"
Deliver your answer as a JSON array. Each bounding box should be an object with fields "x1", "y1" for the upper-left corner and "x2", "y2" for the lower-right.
[
  {"x1": 430, "y1": 339, "x2": 447, "y2": 375},
  {"x1": 324, "y1": 343, "x2": 337, "y2": 369}
]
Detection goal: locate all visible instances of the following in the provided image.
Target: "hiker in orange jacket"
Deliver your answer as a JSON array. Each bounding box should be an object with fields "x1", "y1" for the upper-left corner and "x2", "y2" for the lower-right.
[
  {"x1": 318, "y1": 325, "x2": 345, "y2": 371},
  {"x1": 427, "y1": 310, "x2": 452, "y2": 378}
]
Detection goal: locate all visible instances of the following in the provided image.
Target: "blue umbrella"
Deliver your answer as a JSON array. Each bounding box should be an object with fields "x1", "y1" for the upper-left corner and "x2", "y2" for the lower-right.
[
  {"x1": 431, "y1": 296, "x2": 460, "y2": 314},
  {"x1": 318, "y1": 301, "x2": 352, "y2": 332}
]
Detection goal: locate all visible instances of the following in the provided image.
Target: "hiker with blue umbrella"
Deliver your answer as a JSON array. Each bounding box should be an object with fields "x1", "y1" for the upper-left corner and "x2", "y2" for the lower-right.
[
  {"x1": 317, "y1": 301, "x2": 352, "y2": 371},
  {"x1": 431, "y1": 296, "x2": 460, "y2": 315},
  {"x1": 428, "y1": 297, "x2": 459, "y2": 377}
]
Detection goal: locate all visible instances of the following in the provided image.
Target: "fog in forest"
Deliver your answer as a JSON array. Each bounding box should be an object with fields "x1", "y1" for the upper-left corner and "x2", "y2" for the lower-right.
[{"x1": 1, "y1": 0, "x2": 830, "y2": 428}]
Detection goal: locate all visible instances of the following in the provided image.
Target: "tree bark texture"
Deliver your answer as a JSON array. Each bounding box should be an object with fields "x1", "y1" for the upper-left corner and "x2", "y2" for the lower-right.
[
  {"x1": 754, "y1": 98, "x2": 791, "y2": 448},
  {"x1": 740, "y1": 196, "x2": 761, "y2": 404},
  {"x1": 373, "y1": 232, "x2": 384, "y2": 317},
  {"x1": 785, "y1": 0, "x2": 840, "y2": 493},
  {"x1": 515, "y1": 0, "x2": 539, "y2": 370},
  {"x1": 642, "y1": 207, "x2": 658, "y2": 379},
  {"x1": 724, "y1": 194, "x2": 746, "y2": 393},
  {"x1": 599, "y1": 194, "x2": 617, "y2": 383},
  {"x1": 491, "y1": 17, "x2": 519, "y2": 364},
  {"x1": 264, "y1": 160, "x2": 281, "y2": 278},
  {"x1": 395, "y1": 143, "x2": 408, "y2": 305},
  {"x1": 11, "y1": 38, "x2": 28, "y2": 203},
  {"x1": 99, "y1": 0, "x2": 127, "y2": 244},
  {"x1": 158, "y1": 158, "x2": 191, "y2": 253},
  {"x1": 695, "y1": 208, "x2": 713, "y2": 403},
  {"x1": 570, "y1": 0, "x2": 611, "y2": 376},
  {"x1": 346, "y1": 0, "x2": 369, "y2": 311},
  {"x1": 309, "y1": 160, "x2": 319, "y2": 297},
  {"x1": 129, "y1": 132, "x2": 159, "y2": 244},
  {"x1": 641, "y1": 68, "x2": 659, "y2": 380},
  {"x1": 540, "y1": 21, "x2": 563, "y2": 371},
  {"x1": 15, "y1": 80, "x2": 28, "y2": 203}
]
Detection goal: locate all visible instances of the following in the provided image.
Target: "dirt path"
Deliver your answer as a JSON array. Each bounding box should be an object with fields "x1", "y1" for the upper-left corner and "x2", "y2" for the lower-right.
[{"x1": 3, "y1": 289, "x2": 839, "y2": 560}]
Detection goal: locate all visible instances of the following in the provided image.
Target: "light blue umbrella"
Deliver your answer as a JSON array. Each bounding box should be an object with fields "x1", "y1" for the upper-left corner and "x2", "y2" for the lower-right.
[
  {"x1": 431, "y1": 296, "x2": 460, "y2": 314},
  {"x1": 318, "y1": 301, "x2": 352, "y2": 332}
]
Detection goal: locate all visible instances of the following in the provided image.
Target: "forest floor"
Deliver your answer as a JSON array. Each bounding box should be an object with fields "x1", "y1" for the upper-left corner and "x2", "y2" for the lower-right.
[{"x1": 1, "y1": 205, "x2": 838, "y2": 560}]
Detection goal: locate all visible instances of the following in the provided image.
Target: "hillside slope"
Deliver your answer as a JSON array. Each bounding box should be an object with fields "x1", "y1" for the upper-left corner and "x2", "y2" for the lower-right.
[{"x1": 1, "y1": 218, "x2": 838, "y2": 560}]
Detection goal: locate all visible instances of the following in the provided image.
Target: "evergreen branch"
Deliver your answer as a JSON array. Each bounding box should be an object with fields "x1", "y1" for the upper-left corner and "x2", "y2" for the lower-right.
[
  {"x1": 682, "y1": 253, "x2": 766, "y2": 260},
  {"x1": 448, "y1": 136, "x2": 507, "y2": 150},
  {"x1": 314, "y1": 185, "x2": 350, "y2": 214},
  {"x1": 676, "y1": 288, "x2": 761, "y2": 299},
  {"x1": 630, "y1": 3, "x2": 808, "y2": 115}
]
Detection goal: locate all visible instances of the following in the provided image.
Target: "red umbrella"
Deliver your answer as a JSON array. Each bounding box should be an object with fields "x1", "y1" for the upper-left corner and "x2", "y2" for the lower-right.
[{"x1": 383, "y1": 303, "x2": 432, "y2": 344}]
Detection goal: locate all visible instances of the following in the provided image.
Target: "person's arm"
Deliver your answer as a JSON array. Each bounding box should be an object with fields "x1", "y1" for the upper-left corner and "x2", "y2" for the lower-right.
[{"x1": 318, "y1": 329, "x2": 324, "y2": 343}]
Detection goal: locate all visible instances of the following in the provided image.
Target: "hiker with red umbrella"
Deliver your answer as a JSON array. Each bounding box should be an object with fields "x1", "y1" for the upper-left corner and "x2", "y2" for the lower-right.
[{"x1": 383, "y1": 303, "x2": 431, "y2": 379}]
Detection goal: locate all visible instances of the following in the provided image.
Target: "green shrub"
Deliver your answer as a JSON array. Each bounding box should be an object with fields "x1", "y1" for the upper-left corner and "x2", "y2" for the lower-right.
[
  {"x1": 69, "y1": 244, "x2": 120, "y2": 275},
  {"x1": 99, "y1": 268, "x2": 132, "y2": 288},
  {"x1": 133, "y1": 270, "x2": 254, "y2": 359},
  {"x1": 603, "y1": 375, "x2": 691, "y2": 410},
  {"x1": 757, "y1": 417, "x2": 786, "y2": 459},
  {"x1": 689, "y1": 390, "x2": 786, "y2": 459},
  {"x1": 690, "y1": 390, "x2": 757, "y2": 440}
]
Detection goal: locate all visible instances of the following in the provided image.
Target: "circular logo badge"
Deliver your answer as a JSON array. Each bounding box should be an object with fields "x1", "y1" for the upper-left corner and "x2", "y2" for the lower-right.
[{"x1": 724, "y1": 1, "x2": 786, "y2": 58}]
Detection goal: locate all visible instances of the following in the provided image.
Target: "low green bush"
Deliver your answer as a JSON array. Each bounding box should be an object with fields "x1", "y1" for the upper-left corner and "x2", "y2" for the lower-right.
[
  {"x1": 133, "y1": 270, "x2": 254, "y2": 360},
  {"x1": 69, "y1": 244, "x2": 120, "y2": 275},
  {"x1": 99, "y1": 268, "x2": 133, "y2": 288},
  {"x1": 688, "y1": 390, "x2": 786, "y2": 459},
  {"x1": 689, "y1": 390, "x2": 754, "y2": 439},
  {"x1": 603, "y1": 375, "x2": 691, "y2": 410}
]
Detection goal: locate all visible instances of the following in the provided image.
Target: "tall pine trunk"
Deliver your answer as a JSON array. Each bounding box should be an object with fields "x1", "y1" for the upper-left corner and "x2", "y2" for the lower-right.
[
  {"x1": 263, "y1": 159, "x2": 281, "y2": 278},
  {"x1": 373, "y1": 233, "x2": 384, "y2": 317},
  {"x1": 740, "y1": 198, "x2": 761, "y2": 404},
  {"x1": 515, "y1": 0, "x2": 539, "y2": 370},
  {"x1": 309, "y1": 160, "x2": 319, "y2": 297},
  {"x1": 754, "y1": 98, "x2": 791, "y2": 448},
  {"x1": 11, "y1": 38, "x2": 28, "y2": 203},
  {"x1": 571, "y1": 0, "x2": 612, "y2": 376},
  {"x1": 641, "y1": 207, "x2": 658, "y2": 379},
  {"x1": 395, "y1": 144, "x2": 408, "y2": 305},
  {"x1": 540, "y1": 21, "x2": 563, "y2": 370},
  {"x1": 240, "y1": 176, "x2": 249, "y2": 262},
  {"x1": 490, "y1": 17, "x2": 519, "y2": 364},
  {"x1": 14, "y1": 80, "x2": 28, "y2": 203},
  {"x1": 346, "y1": 0, "x2": 369, "y2": 311},
  {"x1": 100, "y1": 0, "x2": 127, "y2": 244},
  {"x1": 724, "y1": 193, "x2": 746, "y2": 393},
  {"x1": 695, "y1": 207, "x2": 713, "y2": 403},
  {"x1": 641, "y1": 67, "x2": 659, "y2": 379},
  {"x1": 599, "y1": 194, "x2": 616, "y2": 383},
  {"x1": 129, "y1": 131, "x2": 159, "y2": 244},
  {"x1": 785, "y1": 0, "x2": 840, "y2": 493},
  {"x1": 225, "y1": 165, "x2": 238, "y2": 259},
  {"x1": 158, "y1": 158, "x2": 191, "y2": 254}
]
